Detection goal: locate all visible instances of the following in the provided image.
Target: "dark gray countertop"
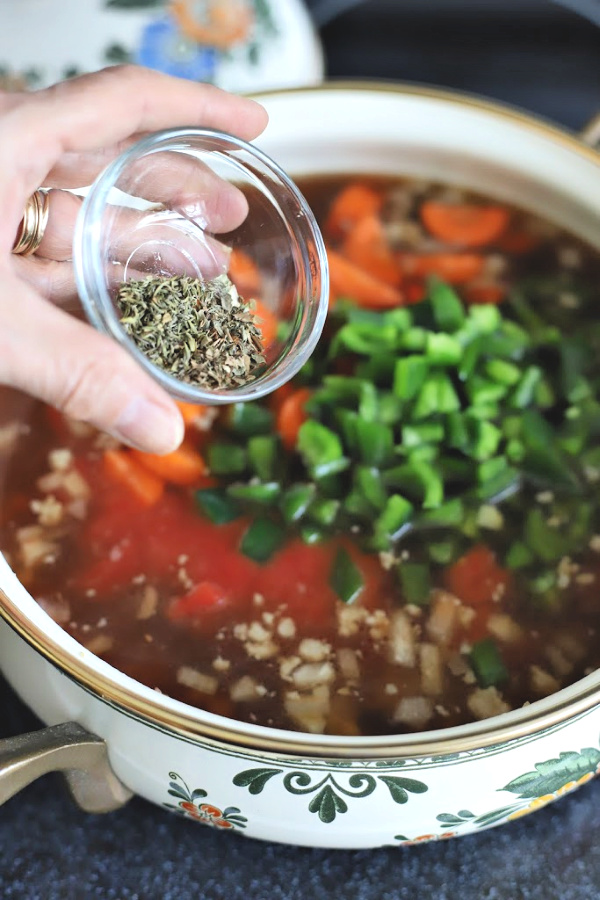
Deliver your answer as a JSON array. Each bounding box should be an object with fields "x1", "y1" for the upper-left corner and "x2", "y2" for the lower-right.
[{"x1": 2, "y1": 3, "x2": 600, "y2": 898}]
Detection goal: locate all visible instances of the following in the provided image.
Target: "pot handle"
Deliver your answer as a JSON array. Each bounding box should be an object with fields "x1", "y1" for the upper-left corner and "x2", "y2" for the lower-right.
[
  {"x1": 580, "y1": 114, "x2": 600, "y2": 149},
  {"x1": 0, "y1": 721, "x2": 132, "y2": 813}
]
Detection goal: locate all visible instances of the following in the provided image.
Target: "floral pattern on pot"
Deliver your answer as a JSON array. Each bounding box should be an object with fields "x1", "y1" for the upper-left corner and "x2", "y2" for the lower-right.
[
  {"x1": 163, "y1": 771, "x2": 248, "y2": 829},
  {"x1": 395, "y1": 741, "x2": 600, "y2": 844},
  {"x1": 232, "y1": 764, "x2": 429, "y2": 824}
]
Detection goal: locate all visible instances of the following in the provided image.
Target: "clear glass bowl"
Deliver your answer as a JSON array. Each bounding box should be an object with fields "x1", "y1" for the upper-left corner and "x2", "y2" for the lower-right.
[{"x1": 73, "y1": 127, "x2": 329, "y2": 404}]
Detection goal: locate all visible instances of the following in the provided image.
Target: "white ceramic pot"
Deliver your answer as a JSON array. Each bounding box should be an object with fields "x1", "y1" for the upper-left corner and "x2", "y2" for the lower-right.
[{"x1": 1, "y1": 83, "x2": 600, "y2": 849}]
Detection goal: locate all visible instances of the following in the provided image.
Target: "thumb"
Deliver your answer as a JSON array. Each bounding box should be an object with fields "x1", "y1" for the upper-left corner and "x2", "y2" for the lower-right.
[{"x1": 2, "y1": 274, "x2": 184, "y2": 454}]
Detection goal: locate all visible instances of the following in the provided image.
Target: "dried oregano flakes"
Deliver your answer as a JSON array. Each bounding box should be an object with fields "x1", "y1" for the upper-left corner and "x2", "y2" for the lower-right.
[{"x1": 116, "y1": 274, "x2": 266, "y2": 390}]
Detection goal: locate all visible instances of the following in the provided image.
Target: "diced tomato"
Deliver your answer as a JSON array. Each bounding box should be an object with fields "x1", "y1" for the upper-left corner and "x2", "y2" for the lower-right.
[
  {"x1": 167, "y1": 581, "x2": 232, "y2": 623},
  {"x1": 402, "y1": 279, "x2": 427, "y2": 305},
  {"x1": 444, "y1": 545, "x2": 511, "y2": 607},
  {"x1": 72, "y1": 535, "x2": 143, "y2": 594},
  {"x1": 255, "y1": 537, "x2": 389, "y2": 629},
  {"x1": 256, "y1": 538, "x2": 339, "y2": 628}
]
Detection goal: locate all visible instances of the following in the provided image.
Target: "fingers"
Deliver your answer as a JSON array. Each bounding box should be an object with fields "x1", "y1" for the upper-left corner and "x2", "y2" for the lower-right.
[
  {"x1": 45, "y1": 137, "x2": 143, "y2": 189},
  {"x1": 0, "y1": 68, "x2": 268, "y2": 449},
  {"x1": 46, "y1": 149, "x2": 249, "y2": 233},
  {"x1": 0, "y1": 66, "x2": 267, "y2": 247},
  {"x1": 115, "y1": 150, "x2": 250, "y2": 232},
  {"x1": 37, "y1": 154, "x2": 248, "y2": 266},
  {"x1": 11, "y1": 254, "x2": 79, "y2": 308},
  {"x1": 108, "y1": 212, "x2": 233, "y2": 282},
  {"x1": 31, "y1": 189, "x2": 233, "y2": 286},
  {"x1": 11, "y1": 253, "x2": 145, "y2": 308},
  {"x1": 0, "y1": 267, "x2": 184, "y2": 454}
]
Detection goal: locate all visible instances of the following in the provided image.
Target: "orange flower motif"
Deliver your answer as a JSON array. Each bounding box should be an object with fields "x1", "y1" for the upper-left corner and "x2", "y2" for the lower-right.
[
  {"x1": 179, "y1": 800, "x2": 236, "y2": 828},
  {"x1": 167, "y1": 772, "x2": 247, "y2": 830},
  {"x1": 200, "y1": 803, "x2": 223, "y2": 817},
  {"x1": 170, "y1": 0, "x2": 253, "y2": 50},
  {"x1": 180, "y1": 801, "x2": 199, "y2": 815},
  {"x1": 401, "y1": 832, "x2": 456, "y2": 845}
]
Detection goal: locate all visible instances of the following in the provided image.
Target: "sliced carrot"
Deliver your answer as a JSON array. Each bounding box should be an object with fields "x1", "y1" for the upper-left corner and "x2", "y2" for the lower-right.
[
  {"x1": 276, "y1": 387, "x2": 312, "y2": 449},
  {"x1": 253, "y1": 299, "x2": 279, "y2": 347},
  {"x1": 342, "y1": 215, "x2": 402, "y2": 286},
  {"x1": 420, "y1": 202, "x2": 510, "y2": 248},
  {"x1": 444, "y1": 545, "x2": 511, "y2": 607},
  {"x1": 399, "y1": 252, "x2": 485, "y2": 285},
  {"x1": 132, "y1": 443, "x2": 206, "y2": 486},
  {"x1": 104, "y1": 449, "x2": 164, "y2": 506},
  {"x1": 464, "y1": 282, "x2": 507, "y2": 305},
  {"x1": 327, "y1": 247, "x2": 404, "y2": 309},
  {"x1": 326, "y1": 183, "x2": 383, "y2": 239},
  {"x1": 176, "y1": 401, "x2": 208, "y2": 427},
  {"x1": 228, "y1": 248, "x2": 261, "y2": 296}
]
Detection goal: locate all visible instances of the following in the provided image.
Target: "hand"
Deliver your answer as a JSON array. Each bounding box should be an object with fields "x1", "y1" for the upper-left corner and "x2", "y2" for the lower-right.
[{"x1": 0, "y1": 65, "x2": 268, "y2": 453}]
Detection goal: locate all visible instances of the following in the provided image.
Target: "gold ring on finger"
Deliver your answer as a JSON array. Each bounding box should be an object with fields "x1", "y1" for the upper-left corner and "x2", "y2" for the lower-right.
[{"x1": 12, "y1": 189, "x2": 50, "y2": 256}]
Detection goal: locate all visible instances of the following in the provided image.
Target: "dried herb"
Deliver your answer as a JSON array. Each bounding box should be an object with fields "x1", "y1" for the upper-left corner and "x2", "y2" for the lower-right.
[{"x1": 116, "y1": 274, "x2": 266, "y2": 390}]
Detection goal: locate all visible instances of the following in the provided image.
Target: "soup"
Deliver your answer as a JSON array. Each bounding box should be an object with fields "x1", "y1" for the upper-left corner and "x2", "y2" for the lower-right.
[{"x1": 2, "y1": 175, "x2": 600, "y2": 736}]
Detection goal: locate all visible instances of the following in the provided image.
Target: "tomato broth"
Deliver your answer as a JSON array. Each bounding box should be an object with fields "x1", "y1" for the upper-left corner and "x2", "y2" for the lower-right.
[{"x1": 2, "y1": 175, "x2": 600, "y2": 736}]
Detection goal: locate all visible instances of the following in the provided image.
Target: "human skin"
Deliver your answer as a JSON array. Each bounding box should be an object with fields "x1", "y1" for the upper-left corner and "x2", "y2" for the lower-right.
[{"x1": 0, "y1": 65, "x2": 268, "y2": 453}]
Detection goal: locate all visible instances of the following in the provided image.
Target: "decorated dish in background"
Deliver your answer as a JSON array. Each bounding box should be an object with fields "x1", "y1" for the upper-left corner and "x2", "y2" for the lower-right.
[{"x1": 0, "y1": 0, "x2": 323, "y2": 94}]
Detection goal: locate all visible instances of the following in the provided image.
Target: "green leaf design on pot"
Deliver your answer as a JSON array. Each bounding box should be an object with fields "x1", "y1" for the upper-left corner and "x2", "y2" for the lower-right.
[
  {"x1": 232, "y1": 767, "x2": 284, "y2": 794},
  {"x1": 378, "y1": 776, "x2": 429, "y2": 804},
  {"x1": 436, "y1": 810, "x2": 475, "y2": 825},
  {"x1": 501, "y1": 747, "x2": 600, "y2": 798},
  {"x1": 164, "y1": 772, "x2": 247, "y2": 830},
  {"x1": 308, "y1": 785, "x2": 348, "y2": 823},
  {"x1": 417, "y1": 740, "x2": 600, "y2": 842},
  {"x1": 233, "y1": 767, "x2": 428, "y2": 823}
]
